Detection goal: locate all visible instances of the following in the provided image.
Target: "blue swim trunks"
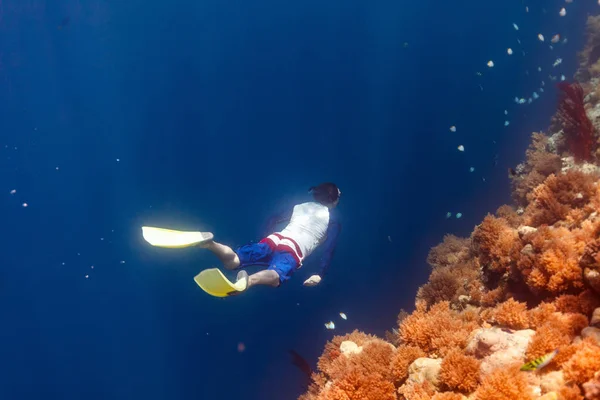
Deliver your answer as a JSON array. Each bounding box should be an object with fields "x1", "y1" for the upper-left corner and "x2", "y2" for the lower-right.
[{"x1": 235, "y1": 236, "x2": 301, "y2": 283}]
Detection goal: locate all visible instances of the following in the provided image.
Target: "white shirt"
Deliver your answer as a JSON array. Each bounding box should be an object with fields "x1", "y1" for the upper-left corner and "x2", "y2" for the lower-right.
[{"x1": 279, "y1": 202, "x2": 331, "y2": 259}]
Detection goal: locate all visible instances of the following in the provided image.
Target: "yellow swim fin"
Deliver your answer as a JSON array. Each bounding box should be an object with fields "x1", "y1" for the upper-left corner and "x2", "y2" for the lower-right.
[
  {"x1": 193, "y1": 268, "x2": 247, "y2": 297},
  {"x1": 141, "y1": 226, "x2": 214, "y2": 248}
]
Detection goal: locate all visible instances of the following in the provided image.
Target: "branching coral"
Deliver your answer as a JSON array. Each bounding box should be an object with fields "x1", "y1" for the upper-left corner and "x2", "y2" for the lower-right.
[
  {"x1": 562, "y1": 338, "x2": 600, "y2": 385},
  {"x1": 426, "y1": 235, "x2": 471, "y2": 269},
  {"x1": 471, "y1": 215, "x2": 520, "y2": 278},
  {"x1": 318, "y1": 369, "x2": 397, "y2": 400},
  {"x1": 516, "y1": 226, "x2": 587, "y2": 295},
  {"x1": 438, "y1": 349, "x2": 480, "y2": 393},
  {"x1": 525, "y1": 312, "x2": 589, "y2": 363},
  {"x1": 416, "y1": 261, "x2": 480, "y2": 309},
  {"x1": 390, "y1": 345, "x2": 426, "y2": 385},
  {"x1": 399, "y1": 301, "x2": 479, "y2": 356},
  {"x1": 583, "y1": 370, "x2": 600, "y2": 400},
  {"x1": 557, "y1": 82, "x2": 596, "y2": 162},
  {"x1": 511, "y1": 133, "x2": 563, "y2": 206},
  {"x1": 481, "y1": 298, "x2": 530, "y2": 330},
  {"x1": 524, "y1": 171, "x2": 597, "y2": 227},
  {"x1": 473, "y1": 365, "x2": 535, "y2": 400}
]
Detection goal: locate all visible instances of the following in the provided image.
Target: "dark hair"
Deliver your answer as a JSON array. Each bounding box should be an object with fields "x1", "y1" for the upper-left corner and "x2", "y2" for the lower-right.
[{"x1": 309, "y1": 182, "x2": 340, "y2": 205}]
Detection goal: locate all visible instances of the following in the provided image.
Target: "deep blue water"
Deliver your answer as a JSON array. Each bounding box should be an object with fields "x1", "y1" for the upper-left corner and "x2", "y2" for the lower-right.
[{"x1": 0, "y1": 1, "x2": 596, "y2": 399}]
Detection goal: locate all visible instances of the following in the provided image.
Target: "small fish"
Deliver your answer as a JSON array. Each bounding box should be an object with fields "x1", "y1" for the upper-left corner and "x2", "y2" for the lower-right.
[
  {"x1": 507, "y1": 48, "x2": 513, "y2": 55},
  {"x1": 324, "y1": 321, "x2": 335, "y2": 330},
  {"x1": 520, "y1": 349, "x2": 559, "y2": 371},
  {"x1": 533, "y1": 92, "x2": 539, "y2": 100},
  {"x1": 456, "y1": 213, "x2": 463, "y2": 219},
  {"x1": 457, "y1": 145, "x2": 465, "y2": 152},
  {"x1": 538, "y1": 34, "x2": 545, "y2": 42},
  {"x1": 561, "y1": 75, "x2": 566, "y2": 81},
  {"x1": 525, "y1": 6, "x2": 529, "y2": 12},
  {"x1": 551, "y1": 34, "x2": 560, "y2": 44},
  {"x1": 563, "y1": 38, "x2": 568, "y2": 44},
  {"x1": 513, "y1": 23, "x2": 519, "y2": 31},
  {"x1": 339, "y1": 312, "x2": 347, "y2": 320},
  {"x1": 559, "y1": 8, "x2": 566, "y2": 17},
  {"x1": 553, "y1": 58, "x2": 563, "y2": 67},
  {"x1": 508, "y1": 168, "x2": 517, "y2": 177},
  {"x1": 476, "y1": 71, "x2": 482, "y2": 76},
  {"x1": 449, "y1": 125, "x2": 457, "y2": 132},
  {"x1": 446, "y1": 212, "x2": 452, "y2": 218},
  {"x1": 504, "y1": 110, "x2": 508, "y2": 115},
  {"x1": 387, "y1": 235, "x2": 392, "y2": 243},
  {"x1": 504, "y1": 120, "x2": 510, "y2": 126},
  {"x1": 538, "y1": 66, "x2": 542, "y2": 72},
  {"x1": 541, "y1": 80, "x2": 546, "y2": 86},
  {"x1": 487, "y1": 60, "x2": 494, "y2": 68},
  {"x1": 540, "y1": 87, "x2": 544, "y2": 93},
  {"x1": 469, "y1": 167, "x2": 475, "y2": 172},
  {"x1": 519, "y1": 98, "x2": 526, "y2": 104},
  {"x1": 565, "y1": 0, "x2": 573, "y2": 3}
]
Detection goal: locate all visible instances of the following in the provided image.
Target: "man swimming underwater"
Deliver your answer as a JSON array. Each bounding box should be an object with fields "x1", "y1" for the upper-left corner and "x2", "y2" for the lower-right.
[{"x1": 197, "y1": 182, "x2": 341, "y2": 292}]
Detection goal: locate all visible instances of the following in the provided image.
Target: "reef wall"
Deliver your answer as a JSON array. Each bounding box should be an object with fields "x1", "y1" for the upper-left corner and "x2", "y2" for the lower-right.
[{"x1": 299, "y1": 15, "x2": 600, "y2": 400}]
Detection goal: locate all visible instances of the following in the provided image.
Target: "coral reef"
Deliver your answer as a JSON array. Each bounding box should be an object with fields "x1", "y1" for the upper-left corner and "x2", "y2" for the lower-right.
[{"x1": 299, "y1": 15, "x2": 600, "y2": 400}]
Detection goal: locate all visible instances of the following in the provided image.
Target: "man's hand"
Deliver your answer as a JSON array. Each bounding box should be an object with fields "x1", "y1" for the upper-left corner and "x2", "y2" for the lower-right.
[{"x1": 303, "y1": 275, "x2": 322, "y2": 287}]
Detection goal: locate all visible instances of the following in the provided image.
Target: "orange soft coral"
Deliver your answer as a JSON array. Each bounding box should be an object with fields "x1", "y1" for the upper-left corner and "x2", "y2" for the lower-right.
[
  {"x1": 318, "y1": 369, "x2": 397, "y2": 400},
  {"x1": 583, "y1": 370, "x2": 600, "y2": 400},
  {"x1": 471, "y1": 215, "x2": 520, "y2": 278},
  {"x1": 438, "y1": 348, "x2": 480, "y2": 393},
  {"x1": 516, "y1": 226, "x2": 587, "y2": 295},
  {"x1": 482, "y1": 298, "x2": 530, "y2": 329},
  {"x1": 426, "y1": 235, "x2": 471, "y2": 269},
  {"x1": 511, "y1": 132, "x2": 563, "y2": 206},
  {"x1": 431, "y1": 393, "x2": 466, "y2": 400},
  {"x1": 398, "y1": 380, "x2": 436, "y2": 400},
  {"x1": 319, "y1": 338, "x2": 395, "y2": 383},
  {"x1": 399, "y1": 302, "x2": 479, "y2": 356},
  {"x1": 390, "y1": 345, "x2": 427, "y2": 385},
  {"x1": 526, "y1": 312, "x2": 589, "y2": 362},
  {"x1": 524, "y1": 171, "x2": 596, "y2": 227},
  {"x1": 562, "y1": 338, "x2": 600, "y2": 385},
  {"x1": 317, "y1": 330, "x2": 379, "y2": 378},
  {"x1": 473, "y1": 365, "x2": 535, "y2": 400},
  {"x1": 416, "y1": 261, "x2": 480, "y2": 309}
]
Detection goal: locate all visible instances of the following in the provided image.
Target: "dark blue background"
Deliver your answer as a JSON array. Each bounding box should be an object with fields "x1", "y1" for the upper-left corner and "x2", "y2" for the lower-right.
[{"x1": 0, "y1": 0, "x2": 594, "y2": 399}]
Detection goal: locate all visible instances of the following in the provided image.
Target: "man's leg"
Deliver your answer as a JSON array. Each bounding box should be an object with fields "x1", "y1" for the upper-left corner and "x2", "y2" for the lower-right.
[
  {"x1": 202, "y1": 241, "x2": 240, "y2": 270},
  {"x1": 241, "y1": 270, "x2": 280, "y2": 288}
]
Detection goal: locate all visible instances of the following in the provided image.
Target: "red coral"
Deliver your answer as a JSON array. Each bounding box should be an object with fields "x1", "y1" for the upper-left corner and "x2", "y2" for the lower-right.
[{"x1": 557, "y1": 82, "x2": 596, "y2": 162}]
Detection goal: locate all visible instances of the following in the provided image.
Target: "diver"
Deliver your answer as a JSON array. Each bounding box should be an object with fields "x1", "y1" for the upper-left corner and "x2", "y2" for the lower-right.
[{"x1": 197, "y1": 182, "x2": 342, "y2": 292}]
